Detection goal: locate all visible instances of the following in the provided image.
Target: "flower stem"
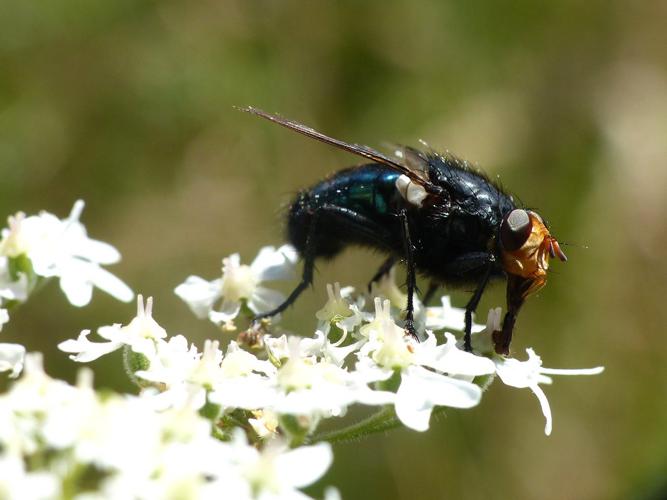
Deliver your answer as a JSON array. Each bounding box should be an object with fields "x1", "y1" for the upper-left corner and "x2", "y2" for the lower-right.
[
  {"x1": 309, "y1": 406, "x2": 402, "y2": 444},
  {"x1": 310, "y1": 403, "x2": 460, "y2": 444}
]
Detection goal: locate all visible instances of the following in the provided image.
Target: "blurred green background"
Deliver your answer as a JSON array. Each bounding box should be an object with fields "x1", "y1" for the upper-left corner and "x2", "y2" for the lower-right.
[{"x1": 2, "y1": 0, "x2": 666, "y2": 498}]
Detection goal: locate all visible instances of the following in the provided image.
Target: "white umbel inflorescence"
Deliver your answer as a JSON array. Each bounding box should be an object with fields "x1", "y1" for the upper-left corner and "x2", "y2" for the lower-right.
[{"x1": 0, "y1": 200, "x2": 604, "y2": 499}]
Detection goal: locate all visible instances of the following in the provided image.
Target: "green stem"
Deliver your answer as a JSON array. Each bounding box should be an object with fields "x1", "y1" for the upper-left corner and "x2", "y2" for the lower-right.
[
  {"x1": 309, "y1": 403, "x2": 461, "y2": 444},
  {"x1": 309, "y1": 406, "x2": 402, "y2": 444}
]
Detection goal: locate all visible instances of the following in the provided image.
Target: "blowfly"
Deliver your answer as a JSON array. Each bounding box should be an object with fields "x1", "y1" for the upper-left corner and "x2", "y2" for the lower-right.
[{"x1": 243, "y1": 107, "x2": 567, "y2": 355}]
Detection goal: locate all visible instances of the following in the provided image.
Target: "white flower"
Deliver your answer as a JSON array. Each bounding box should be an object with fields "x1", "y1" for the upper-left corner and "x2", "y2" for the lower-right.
[
  {"x1": 0, "y1": 201, "x2": 133, "y2": 306},
  {"x1": 299, "y1": 330, "x2": 363, "y2": 368},
  {"x1": 316, "y1": 283, "x2": 362, "y2": 331},
  {"x1": 137, "y1": 339, "x2": 217, "y2": 411},
  {"x1": 369, "y1": 267, "x2": 427, "y2": 330},
  {"x1": 57, "y1": 329, "x2": 123, "y2": 363},
  {"x1": 0, "y1": 343, "x2": 25, "y2": 378},
  {"x1": 175, "y1": 244, "x2": 298, "y2": 328},
  {"x1": 0, "y1": 456, "x2": 60, "y2": 500},
  {"x1": 207, "y1": 341, "x2": 280, "y2": 411},
  {"x1": 495, "y1": 348, "x2": 604, "y2": 435},
  {"x1": 357, "y1": 298, "x2": 495, "y2": 432},
  {"x1": 135, "y1": 335, "x2": 200, "y2": 388},
  {"x1": 0, "y1": 350, "x2": 336, "y2": 500},
  {"x1": 0, "y1": 308, "x2": 8, "y2": 332},
  {"x1": 59, "y1": 295, "x2": 167, "y2": 362},
  {"x1": 414, "y1": 332, "x2": 496, "y2": 380},
  {"x1": 272, "y1": 337, "x2": 394, "y2": 418},
  {"x1": 224, "y1": 431, "x2": 333, "y2": 500},
  {"x1": 425, "y1": 295, "x2": 485, "y2": 333},
  {"x1": 393, "y1": 365, "x2": 487, "y2": 432},
  {"x1": 0, "y1": 257, "x2": 29, "y2": 304},
  {"x1": 143, "y1": 339, "x2": 280, "y2": 412},
  {"x1": 248, "y1": 410, "x2": 280, "y2": 440},
  {"x1": 172, "y1": 276, "x2": 221, "y2": 319},
  {"x1": 370, "y1": 266, "x2": 407, "y2": 310},
  {"x1": 210, "y1": 335, "x2": 393, "y2": 420},
  {"x1": 466, "y1": 307, "x2": 502, "y2": 355},
  {"x1": 0, "y1": 212, "x2": 27, "y2": 258},
  {"x1": 0, "y1": 353, "x2": 83, "y2": 456}
]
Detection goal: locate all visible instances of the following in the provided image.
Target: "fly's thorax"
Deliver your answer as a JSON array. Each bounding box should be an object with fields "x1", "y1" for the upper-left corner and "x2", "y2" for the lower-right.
[{"x1": 499, "y1": 209, "x2": 567, "y2": 299}]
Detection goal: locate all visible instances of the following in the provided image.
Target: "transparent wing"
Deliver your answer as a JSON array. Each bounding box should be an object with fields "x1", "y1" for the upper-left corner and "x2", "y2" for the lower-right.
[{"x1": 241, "y1": 106, "x2": 437, "y2": 191}]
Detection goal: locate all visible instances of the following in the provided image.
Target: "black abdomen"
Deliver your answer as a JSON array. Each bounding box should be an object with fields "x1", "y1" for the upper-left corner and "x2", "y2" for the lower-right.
[{"x1": 287, "y1": 165, "x2": 403, "y2": 259}]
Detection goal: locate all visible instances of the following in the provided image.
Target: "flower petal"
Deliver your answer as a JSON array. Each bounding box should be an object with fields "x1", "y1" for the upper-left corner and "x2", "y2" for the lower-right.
[
  {"x1": 59, "y1": 272, "x2": 94, "y2": 307},
  {"x1": 73, "y1": 238, "x2": 122, "y2": 265},
  {"x1": 540, "y1": 366, "x2": 605, "y2": 376},
  {"x1": 419, "y1": 333, "x2": 496, "y2": 377},
  {"x1": 248, "y1": 286, "x2": 285, "y2": 314},
  {"x1": 0, "y1": 343, "x2": 25, "y2": 377},
  {"x1": 87, "y1": 265, "x2": 134, "y2": 303},
  {"x1": 174, "y1": 276, "x2": 222, "y2": 319},
  {"x1": 250, "y1": 244, "x2": 298, "y2": 282},
  {"x1": 395, "y1": 366, "x2": 482, "y2": 432},
  {"x1": 58, "y1": 330, "x2": 123, "y2": 362},
  {"x1": 275, "y1": 442, "x2": 333, "y2": 489},
  {"x1": 209, "y1": 300, "x2": 241, "y2": 324},
  {"x1": 530, "y1": 383, "x2": 553, "y2": 436},
  {"x1": 0, "y1": 308, "x2": 8, "y2": 332}
]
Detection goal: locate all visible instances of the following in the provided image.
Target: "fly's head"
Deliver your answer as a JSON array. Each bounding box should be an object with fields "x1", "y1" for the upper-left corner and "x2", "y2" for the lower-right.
[
  {"x1": 499, "y1": 208, "x2": 567, "y2": 298},
  {"x1": 493, "y1": 208, "x2": 567, "y2": 355}
]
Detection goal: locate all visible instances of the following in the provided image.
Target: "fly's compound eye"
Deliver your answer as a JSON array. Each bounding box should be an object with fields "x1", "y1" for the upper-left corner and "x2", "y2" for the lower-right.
[{"x1": 500, "y1": 209, "x2": 532, "y2": 251}]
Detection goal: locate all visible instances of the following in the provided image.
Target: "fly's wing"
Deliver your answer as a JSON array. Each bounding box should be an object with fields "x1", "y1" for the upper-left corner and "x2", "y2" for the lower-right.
[
  {"x1": 241, "y1": 106, "x2": 439, "y2": 194},
  {"x1": 391, "y1": 145, "x2": 431, "y2": 179}
]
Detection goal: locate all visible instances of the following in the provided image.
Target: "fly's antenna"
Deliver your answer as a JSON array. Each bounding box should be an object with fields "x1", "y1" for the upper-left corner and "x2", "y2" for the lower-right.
[{"x1": 557, "y1": 241, "x2": 587, "y2": 250}]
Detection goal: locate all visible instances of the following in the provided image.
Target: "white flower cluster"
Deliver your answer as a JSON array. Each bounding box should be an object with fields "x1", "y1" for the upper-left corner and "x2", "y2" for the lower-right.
[
  {"x1": 0, "y1": 201, "x2": 133, "y2": 379},
  {"x1": 0, "y1": 200, "x2": 133, "y2": 309},
  {"x1": 62, "y1": 245, "x2": 603, "y2": 438},
  {"x1": 0, "y1": 354, "x2": 333, "y2": 500},
  {"x1": 0, "y1": 213, "x2": 604, "y2": 499}
]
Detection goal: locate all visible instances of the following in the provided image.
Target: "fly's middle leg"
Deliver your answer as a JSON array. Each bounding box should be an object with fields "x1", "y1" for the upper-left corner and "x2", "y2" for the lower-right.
[
  {"x1": 422, "y1": 282, "x2": 440, "y2": 305},
  {"x1": 445, "y1": 252, "x2": 496, "y2": 352},
  {"x1": 398, "y1": 208, "x2": 419, "y2": 341}
]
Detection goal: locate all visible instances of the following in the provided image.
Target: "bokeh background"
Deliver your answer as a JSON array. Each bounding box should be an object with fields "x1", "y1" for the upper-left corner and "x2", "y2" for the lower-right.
[{"x1": 2, "y1": 1, "x2": 666, "y2": 499}]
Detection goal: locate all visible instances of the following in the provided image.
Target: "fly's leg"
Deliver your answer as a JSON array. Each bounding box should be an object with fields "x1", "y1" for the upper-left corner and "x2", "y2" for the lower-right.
[
  {"x1": 254, "y1": 204, "x2": 392, "y2": 323},
  {"x1": 398, "y1": 208, "x2": 419, "y2": 340},
  {"x1": 253, "y1": 210, "x2": 321, "y2": 321},
  {"x1": 463, "y1": 265, "x2": 493, "y2": 352},
  {"x1": 445, "y1": 252, "x2": 495, "y2": 352},
  {"x1": 367, "y1": 256, "x2": 397, "y2": 293},
  {"x1": 422, "y1": 282, "x2": 440, "y2": 305}
]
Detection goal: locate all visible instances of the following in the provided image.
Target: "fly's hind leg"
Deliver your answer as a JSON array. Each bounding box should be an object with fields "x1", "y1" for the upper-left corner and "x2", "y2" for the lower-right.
[
  {"x1": 254, "y1": 204, "x2": 393, "y2": 324},
  {"x1": 253, "y1": 211, "x2": 321, "y2": 323},
  {"x1": 422, "y1": 282, "x2": 440, "y2": 306}
]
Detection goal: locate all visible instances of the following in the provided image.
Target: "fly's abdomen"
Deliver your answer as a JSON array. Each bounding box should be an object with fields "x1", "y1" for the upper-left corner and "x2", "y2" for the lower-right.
[{"x1": 287, "y1": 164, "x2": 402, "y2": 258}]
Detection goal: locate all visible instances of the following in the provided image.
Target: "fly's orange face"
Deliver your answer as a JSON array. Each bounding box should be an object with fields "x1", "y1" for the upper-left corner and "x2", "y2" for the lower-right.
[{"x1": 499, "y1": 209, "x2": 567, "y2": 299}]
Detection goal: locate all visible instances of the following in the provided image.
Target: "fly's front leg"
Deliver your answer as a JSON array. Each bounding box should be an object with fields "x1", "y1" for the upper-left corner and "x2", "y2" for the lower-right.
[
  {"x1": 398, "y1": 208, "x2": 419, "y2": 340},
  {"x1": 367, "y1": 256, "x2": 397, "y2": 292},
  {"x1": 445, "y1": 252, "x2": 495, "y2": 352}
]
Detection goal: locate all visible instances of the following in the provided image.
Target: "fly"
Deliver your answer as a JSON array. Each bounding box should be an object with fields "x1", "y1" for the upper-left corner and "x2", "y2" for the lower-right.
[{"x1": 242, "y1": 107, "x2": 567, "y2": 355}]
